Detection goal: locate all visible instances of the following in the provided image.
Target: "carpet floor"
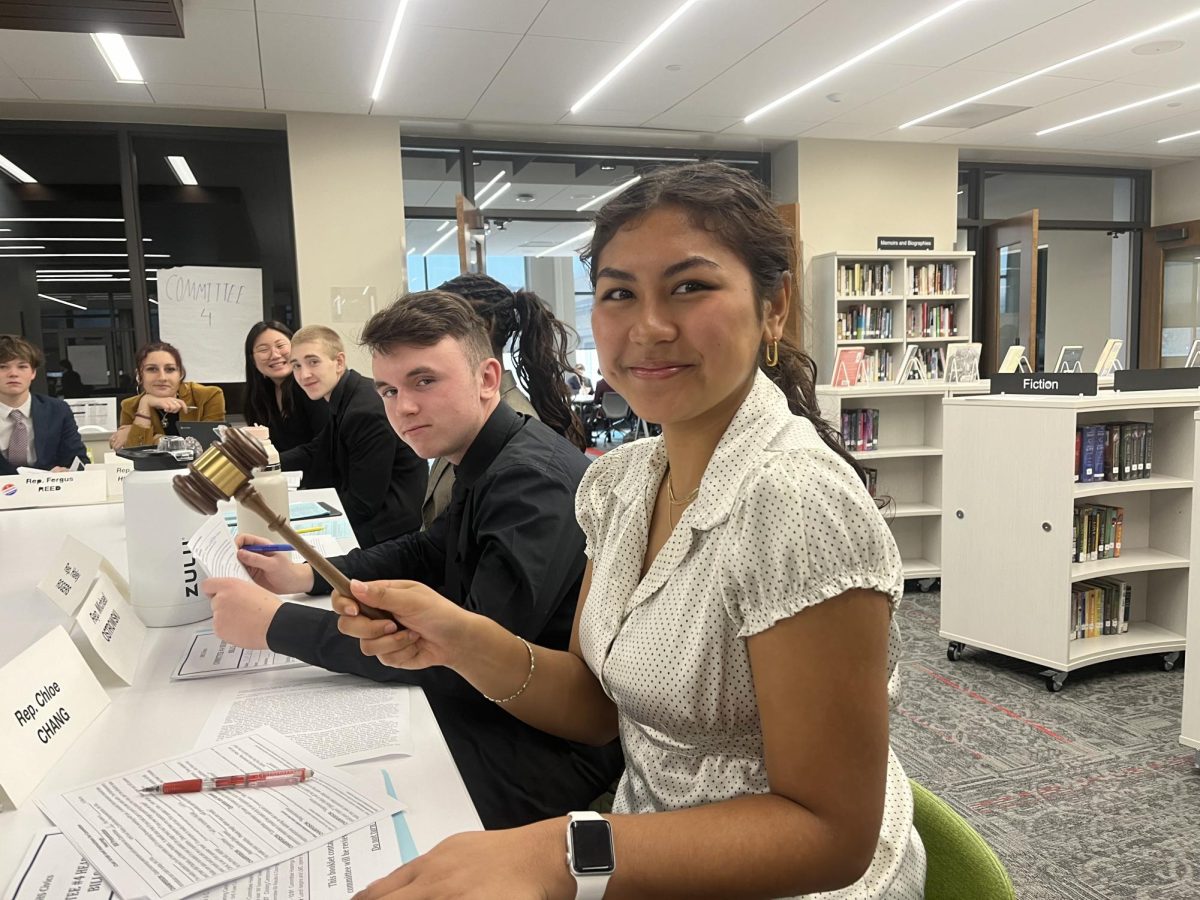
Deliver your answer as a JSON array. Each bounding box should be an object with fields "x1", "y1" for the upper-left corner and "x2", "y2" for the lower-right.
[{"x1": 892, "y1": 589, "x2": 1199, "y2": 899}]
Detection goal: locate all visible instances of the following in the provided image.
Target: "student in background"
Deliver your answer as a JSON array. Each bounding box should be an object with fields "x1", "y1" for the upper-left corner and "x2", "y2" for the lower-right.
[
  {"x1": 202, "y1": 291, "x2": 622, "y2": 829},
  {"x1": 242, "y1": 321, "x2": 330, "y2": 453},
  {"x1": 280, "y1": 325, "x2": 425, "y2": 548},
  {"x1": 0, "y1": 335, "x2": 88, "y2": 474},
  {"x1": 59, "y1": 359, "x2": 85, "y2": 398},
  {"x1": 334, "y1": 162, "x2": 923, "y2": 899},
  {"x1": 422, "y1": 273, "x2": 585, "y2": 528},
  {"x1": 111, "y1": 341, "x2": 225, "y2": 450}
]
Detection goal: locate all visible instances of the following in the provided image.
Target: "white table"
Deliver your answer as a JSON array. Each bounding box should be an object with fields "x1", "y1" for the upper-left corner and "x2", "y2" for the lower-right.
[{"x1": 0, "y1": 489, "x2": 481, "y2": 884}]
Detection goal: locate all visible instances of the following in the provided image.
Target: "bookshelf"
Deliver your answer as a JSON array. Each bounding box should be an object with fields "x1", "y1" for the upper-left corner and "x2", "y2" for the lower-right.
[
  {"x1": 1180, "y1": 410, "x2": 1200, "y2": 763},
  {"x1": 817, "y1": 381, "x2": 989, "y2": 582},
  {"x1": 813, "y1": 250, "x2": 974, "y2": 384},
  {"x1": 940, "y1": 390, "x2": 1200, "y2": 692}
]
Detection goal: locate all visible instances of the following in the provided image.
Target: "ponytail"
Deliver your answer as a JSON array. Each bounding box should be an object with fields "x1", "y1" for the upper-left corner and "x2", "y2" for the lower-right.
[
  {"x1": 512, "y1": 290, "x2": 588, "y2": 451},
  {"x1": 761, "y1": 338, "x2": 871, "y2": 488}
]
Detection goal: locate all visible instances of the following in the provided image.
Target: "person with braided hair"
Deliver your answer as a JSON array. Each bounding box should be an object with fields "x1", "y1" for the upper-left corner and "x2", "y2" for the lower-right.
[{"x1": 421, "y1": 273, "x2": 586, "y2": 528}]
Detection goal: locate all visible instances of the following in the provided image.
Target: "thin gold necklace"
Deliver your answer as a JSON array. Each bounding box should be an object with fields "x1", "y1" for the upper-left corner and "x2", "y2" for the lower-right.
[{"x1": 666, "y1": 467, "x2": 699, "y2": 505}]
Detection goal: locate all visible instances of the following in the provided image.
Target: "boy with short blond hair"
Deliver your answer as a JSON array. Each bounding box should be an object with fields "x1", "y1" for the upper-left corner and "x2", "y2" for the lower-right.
[
  {"x1": 281, "y1": 326, "x2": 425, "y2": 547},
  {"x1": 0, "y1": 334, "x2": 88, "y2": 475}
]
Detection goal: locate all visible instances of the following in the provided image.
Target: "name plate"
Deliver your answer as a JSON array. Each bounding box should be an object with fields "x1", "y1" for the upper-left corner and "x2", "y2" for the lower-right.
[
  {"x1": 103, "y1": 454, "x2": 134, "y2": 500},
  {"x1": 1113, "y1": 367, "x2": 1200, "y2": 392},
  {"x1": 74, "y1": 571, "x2": 146, "y2": 686},
  {"x1": 990, "y1": 373, "x2": 1099, "y2": 396},
  {"x1": 0, "y1": 470, "x2": 107, "y2": 510},
  {"x1": 35, "y1": 536, "x2": 107, "y2": 616},
  {"x1": 0, "y1": 628, "x2": 110, "y2": 809}
]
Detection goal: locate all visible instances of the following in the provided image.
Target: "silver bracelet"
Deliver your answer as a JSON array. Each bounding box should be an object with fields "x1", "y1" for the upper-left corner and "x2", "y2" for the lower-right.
[{"x1": 481, "y1": 636, "x2": 535, "y2": 704}]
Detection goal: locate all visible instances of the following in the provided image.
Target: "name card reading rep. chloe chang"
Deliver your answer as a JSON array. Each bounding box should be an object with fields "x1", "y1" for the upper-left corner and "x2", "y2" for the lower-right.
[{"x1": 0, "y1": 627, "x2": 110, "y2": 809}]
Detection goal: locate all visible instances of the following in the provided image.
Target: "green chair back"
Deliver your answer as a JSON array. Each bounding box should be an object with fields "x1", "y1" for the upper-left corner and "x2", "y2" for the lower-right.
[{"x1": 910, "y1": 779, "x2": 1016, "y2": 900}]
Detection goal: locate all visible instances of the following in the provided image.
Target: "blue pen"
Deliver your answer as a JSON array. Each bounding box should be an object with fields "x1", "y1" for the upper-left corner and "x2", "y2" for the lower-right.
[{"x1": 242, "y1": 543, "x2": 294, "y2": 553}]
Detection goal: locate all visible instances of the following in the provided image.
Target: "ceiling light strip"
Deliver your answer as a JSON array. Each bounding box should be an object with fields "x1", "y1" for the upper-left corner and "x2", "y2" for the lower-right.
[
  {"x1": 537, "y1": 227, "x2": 595, "y2": 258},
  {"x1": 0, "y1": 253, "x2": 170, "y2": 258},
  {"x1": 745, "y1": 0, "x2": 977, "y2": 123},
  {"x1": 0, "y1": 237, "x2": 149, "y2": 242},
  {"x1": 423, "y1": 227, "x2": 458, "y2": 256},
  {"x1": 473, "y1": 170, "x2": 507, "y2": 204},
  {"x1": 0, "y1": 153, "x2": 36, "y2": 184},
  {"x1": 371, "y1": 0, "x2": 411, "y2": 101},
  {"x1": 478, "y1": 182, "x2": 511, "y2": 210},
  {"x1": 38, "y1": 294, "x2": 88, "y2": 311},
  {"x1": 92, "y1": 33, "x2": 144, "y2": 84},
  {"x1": 166, "y1": 156, "x2": 198, "y2": 186},
  {"x1": 900, "y1": 7, "x2": 1200, "y2": 129},
  {"x1": 1159, "y1": 127, "x2": 1200, "y2": 144},
  {"x1": 570, "y1": 0, "x2": 704, "y2": 114},
  {"x1": 1037, "y1": 80, "x2": 1200, "y2": 136},
  {"x1": 576, "y1": 175, "x2": 641, "y2": 212},
  {"x1": 0, "y1": 217, "x2": 123, "y2": 222}
]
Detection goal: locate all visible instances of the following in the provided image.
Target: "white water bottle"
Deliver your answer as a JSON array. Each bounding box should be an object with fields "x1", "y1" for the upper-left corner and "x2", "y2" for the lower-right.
[
  {"x1": 122, "y1": 450, "x2": 212, "y2": 627},
  {"x1": 236, "y1": 426, "x2": 290, "y2": 540}
]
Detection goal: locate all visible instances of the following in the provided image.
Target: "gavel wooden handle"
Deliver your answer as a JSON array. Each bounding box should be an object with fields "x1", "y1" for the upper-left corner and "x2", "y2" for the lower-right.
[{"x1": 239, "y1": 491, "x2": 391, "y2": 621}]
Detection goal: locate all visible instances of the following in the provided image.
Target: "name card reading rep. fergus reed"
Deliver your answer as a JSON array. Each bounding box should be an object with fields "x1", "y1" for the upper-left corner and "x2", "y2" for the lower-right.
[
  {"x1": 0, "y1": 627, "x2": 110, "y2": 810},
  {"x1": 0, "y1": 471, "x2": 107, "y2": 511},
  {"x1": 990, "y1": 372, "x2": 1099, "y2": 397}
]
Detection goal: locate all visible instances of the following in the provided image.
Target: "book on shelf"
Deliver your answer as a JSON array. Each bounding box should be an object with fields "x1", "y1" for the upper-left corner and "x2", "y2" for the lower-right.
[
  {"x1": 838, "y1": 262, "x2": 894, "y2": 297},
  {"x1": 832, "y1": 346, "x2": 866, "y2": 387},
  {"x1": 905, "y1": 302, "x2": 958, "y2": 338},
  {"x1": 1053, "y1": 345, "x2": 1085, "y2": 374},
  {"x1": 998, "y1": 344, "x2": 1031, "y2": 374},
  {"x1": 1074, "y1": 423, "x2": 1154, "y2": 483},
  {"x1": 858, "y1": 349, "x2": 893, "y2": 383},
  {"x1": 1070, "y1": 578, "x2": 1131, "y2": 640},
  {"x1": 863, "y1": 467, "x2": 878, "y2": 499},
  {"x1": 894, "y1": 345, "x2": 928, "y2": 383},
  {"x1": 906, "y1": 262, "x2": 960, "y2": 296},
  {"x1": 836, "y1": 305, "x2": 894, "y2": 340},
  {"x1": 840, "y1": 408, "x2": 879, "y2": 452},
  {"x1": 916, "y1": 346, "x2": 947, "y2": 380},
  {"x1": 1071, "y1": 503, "x2": 1124, "y2": 563},
  {"x1": 1094, "y1": 339, "x2": 1123, "y2": 376},
  {"x1": 945, "y1": 342, "x2": 982, "y2": 383}
]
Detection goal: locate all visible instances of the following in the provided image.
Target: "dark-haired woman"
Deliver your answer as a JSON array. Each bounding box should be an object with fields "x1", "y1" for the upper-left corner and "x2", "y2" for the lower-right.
[
  {"x1": 337, "y1": 162, "x2": 923, "y2": 899},
  {"x1": 111, "y1": 342, "x2": 225, "y2": 450},
  {"x1": 243, "y1": 321, "x2": 329, "y2": 453},
  {"x1": 421, "y1": 273, "x2": 586, "y2": 527}
]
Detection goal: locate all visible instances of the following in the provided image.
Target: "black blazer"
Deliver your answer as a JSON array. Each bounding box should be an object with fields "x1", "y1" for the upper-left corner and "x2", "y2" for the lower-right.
[
  {"x1": 0, "y1": 393, "x2": 88, "y2": 475},
  {"x1": 280, "y1": 369, "x2": 426, "y2": 548},
  {"x1": 266, "y1": 378, "x2": 331, "y2": 454}
]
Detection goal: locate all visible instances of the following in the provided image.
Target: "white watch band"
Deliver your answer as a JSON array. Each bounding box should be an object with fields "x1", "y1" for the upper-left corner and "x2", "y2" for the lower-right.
[{"x1": 567, "y1": 811, "x2": 612, "y2": 900}]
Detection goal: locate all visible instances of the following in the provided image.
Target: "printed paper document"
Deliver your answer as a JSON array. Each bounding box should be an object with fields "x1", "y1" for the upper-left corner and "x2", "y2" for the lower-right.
[
  {"x1": 37, "y1": 728, "x2": 404, "y2": 900},
  {"x1": 197, "y1": 673, "x2": 413, "y2": 765},
  {"x1": 173, "y1": 631, "x2": 307, "y2": 680}
]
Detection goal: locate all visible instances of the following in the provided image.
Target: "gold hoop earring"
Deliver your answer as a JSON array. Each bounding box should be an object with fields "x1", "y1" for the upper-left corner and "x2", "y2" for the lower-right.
[{"x1": 764, "y1": 340, "x2": 779, "y2": 367}]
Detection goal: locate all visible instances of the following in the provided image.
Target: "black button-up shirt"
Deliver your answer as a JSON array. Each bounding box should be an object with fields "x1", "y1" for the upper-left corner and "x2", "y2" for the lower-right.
[{"x1": 268, "y1": 401, "x2": 623, "y2": 828}]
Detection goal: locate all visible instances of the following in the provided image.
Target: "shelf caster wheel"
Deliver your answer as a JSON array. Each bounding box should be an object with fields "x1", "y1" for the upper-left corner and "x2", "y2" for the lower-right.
[
  {"x1": 946, "y1": 641, "x2": 965, "y2": 662},
  {"x1": 1042, "y1": 671, "x2": 1067, "y2": 693},
  {"x1": 1163, "y1": 652, "x2": 1180, "y2": 672}
]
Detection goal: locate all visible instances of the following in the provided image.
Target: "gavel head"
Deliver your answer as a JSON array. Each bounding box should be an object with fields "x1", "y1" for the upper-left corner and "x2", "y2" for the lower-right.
[{"x1": 173, "y1": 427, "x2": 268, "y2": 515}]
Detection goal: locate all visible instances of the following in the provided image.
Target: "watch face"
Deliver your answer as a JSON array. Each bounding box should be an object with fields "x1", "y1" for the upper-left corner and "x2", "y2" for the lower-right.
[{"x1": 569, "y1": 820, "x2": 615, "y2": 875}]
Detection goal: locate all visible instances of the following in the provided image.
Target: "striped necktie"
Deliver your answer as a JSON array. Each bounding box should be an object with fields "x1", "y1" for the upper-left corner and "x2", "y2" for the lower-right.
[{"x1": 7, "y1": 408, "x2": 30, "y2": 466}]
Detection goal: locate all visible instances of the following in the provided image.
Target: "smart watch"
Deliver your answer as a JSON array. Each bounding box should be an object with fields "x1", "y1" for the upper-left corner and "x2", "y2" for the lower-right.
[{"x1": 566, "y1": 810, "x2": 615, "y2": 899}]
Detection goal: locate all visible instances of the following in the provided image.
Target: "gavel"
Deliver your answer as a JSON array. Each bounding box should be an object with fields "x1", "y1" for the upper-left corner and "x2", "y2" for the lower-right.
[{"x1": 171, "y1": 427, "x2": 390, "y2": 620}]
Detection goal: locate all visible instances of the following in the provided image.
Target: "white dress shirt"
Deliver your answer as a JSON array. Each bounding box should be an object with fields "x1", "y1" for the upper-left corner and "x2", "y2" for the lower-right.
[{"x1": 0, "y1": 394, "x2": 36, "y2": 465}]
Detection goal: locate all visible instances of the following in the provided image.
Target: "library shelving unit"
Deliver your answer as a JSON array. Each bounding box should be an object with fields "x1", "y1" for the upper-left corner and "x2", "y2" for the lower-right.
[
  {"x1": 940, "y1": 390, "x2": 1200, "y2": 692},
  {"x1": 1182, "y1": 411, "x2": 1200, "y2": 764},
  {"x1": 816, "y1": 380, "x2": 989, "y2": 582},
  {"x1": 812, "y1": 250, "x2": 974, "y2": 384}
]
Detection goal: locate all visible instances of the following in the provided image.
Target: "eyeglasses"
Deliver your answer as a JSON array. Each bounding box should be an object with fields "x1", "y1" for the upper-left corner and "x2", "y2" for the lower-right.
[{"x1": 253, "y1": 341, "x2": 290, "y2": 358}]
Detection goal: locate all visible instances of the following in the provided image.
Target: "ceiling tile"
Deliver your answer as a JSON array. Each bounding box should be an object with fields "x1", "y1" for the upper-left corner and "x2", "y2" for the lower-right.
[
  {"x1": 257, "y1": 0, "x2": 395, "y2": 19},
  {"x1": 0, "y1": 76, "x2": 35, "y2": 100},
  {"x1": 147, "y1": 83, "x2": 266, "y2": 109},
  {"x1": 22, "y1": 78, "x2": 154, "y2": 104},
  {"x1": 529, "y1": 0, "x2": 690, "y2": 43},
  {"x1": 639, "y1": 110, "x2": 743, "y2": 132},
  {"x1": 265, "y1": 89, "x2": 371, "y2": 114},
  {"x1": 371, "y1": 25, "x2": 520, "y2": 118},
  {"x1": 130, "y1": 8, "x2": 262, "y2": 88},
  {"x1": 258, "y1": 11, "x2": 388, "y2": 95},
  {"x1": 0, "y1": 30, "x2": 116, "y2": 81},
  {"x1": 407, "y1": 0, "x2": 548, "y2": 34},
  {"x1": 472, "y1": 34, "x2": 633, "y2": 115}
]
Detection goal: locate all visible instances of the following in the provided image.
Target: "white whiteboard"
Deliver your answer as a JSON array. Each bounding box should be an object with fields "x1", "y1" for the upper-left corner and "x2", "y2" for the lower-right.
[{"x1": 157, "y1": 266, "x2": 263, "y2": 382}]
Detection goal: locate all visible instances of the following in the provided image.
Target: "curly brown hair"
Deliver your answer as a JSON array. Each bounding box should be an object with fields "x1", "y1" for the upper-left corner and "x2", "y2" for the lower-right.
[{"x1": 580, "y1": 161, "x2": 866, "y2": 484}]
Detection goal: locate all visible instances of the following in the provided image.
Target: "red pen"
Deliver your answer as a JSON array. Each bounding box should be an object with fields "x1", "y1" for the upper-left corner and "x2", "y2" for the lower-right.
[{"x1": 139, "y1": 767, "x2": 314, "y2": 794}]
